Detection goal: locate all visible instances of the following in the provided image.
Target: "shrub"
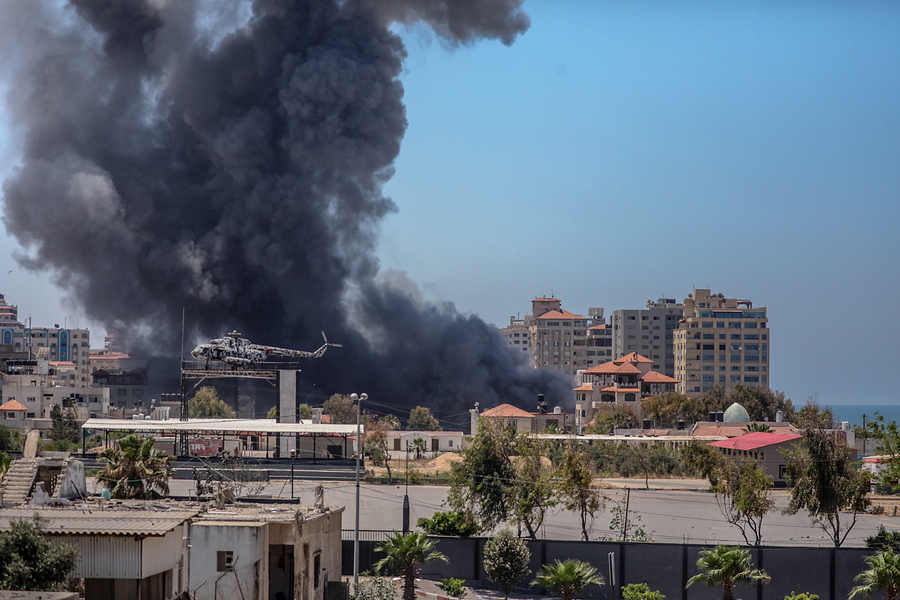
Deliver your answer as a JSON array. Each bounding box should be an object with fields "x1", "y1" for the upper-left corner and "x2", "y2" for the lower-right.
[
  {"x1": 437, "y1": 578, "x2": 467, "y2": 599},
  {"x1": 417, "y1": 511, "x2": 479, "y2": 537},
  {"x1": 622, "y1": 583, "x2": 666, "y2": 600}
]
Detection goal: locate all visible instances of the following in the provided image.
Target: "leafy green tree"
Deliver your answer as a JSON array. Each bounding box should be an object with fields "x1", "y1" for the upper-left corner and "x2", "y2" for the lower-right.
[
  {"x1": 323, "y1": 394, "x2": 357, "y2": 424},
  {"x1": 682, "y1": 441, "x2": 725, "y2": 484},
  {"x1": 713, "y1": 460, "x2": 775, "y2": 546},
  {"x1": 868, "y1": 526, "x2": 900, "y2": 552},
  {"x1": 448, "y1": 419, "x2": 516, "y2": 531},
  {"x1": 743, "y1": 422, "x2": 773, "y2": 433},
  {"x1": 98, "y1": 434, "x2": 173, "y2": 499},
  {"x1": 557, "y1": 443, "x2": 603, "y2": 541},
  {"x1": 533, "y1": 559, "x2": 604, "y2": 600},
  {"x1": 725, "y1": 384, "x2": 795, "y2": 424},
  {"x1": 408, "y1": 406, "x2": 442, "y2": 431},
  {"x1": 364, "y1": 414, "x2": 400, "y2": 484},
  {"x1": 641, "y1": 392, "x2": 706, "y2": 427},
  {"x1": 511, "y1": 436, "x2": 556, "y2": 539},
  {"x1": 795, "y1": 399, "x2": 834, "y2": 429},
  {"x1": 48, "y1": 404, "x2": 79, "y2": 444},
  {"x1": 784, "y1": 428, "x2": 870, "y2": 546},
  {"x1": 686, "y1": 546, "x2": 770, "y2": 600},
  {"x1": 267, "y1": 403, "x2": 312, "y2": 420},
  {"x1": 583, "y1": 405, "x2": 637, "y2": 434},
  {"x1": 417, "y1": 511, "x2": 479, "y2": 537},
  {"x1": 0, "y1": 516, "x2": 79, "y2": 591},
  {"x1": 483, "y1": 529, "x2": 531, "y2": 600},
  {"x1": 850, "y1": 549, "x2": 900, "y2": 600},
  {"x1": 374, "y1": 531, "x2": 447, "y2": 600},
  {"x1": 865, "y1": 413, "x2": 900, "y2": 491},
  {"x1": 187, "y1": 386, "x2": 235, "y2": 418},
  {"x1": 621, "y1": 583, "x2": 666, "y2": 600},
  {"x1": 0, "y1": 425, "x2": 23, "y2": 452},
  {"x1": 0, "y1": 451, "x2": 10, "y2": 478},
  {"x1": 602, "y1": 497, "x2": 653, "y2": 543}
]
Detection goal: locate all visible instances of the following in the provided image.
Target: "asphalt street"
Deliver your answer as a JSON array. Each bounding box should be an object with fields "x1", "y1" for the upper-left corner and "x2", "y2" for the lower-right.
[{"x1": 94, "y1": 476, "x2": 897, "y2": 548}]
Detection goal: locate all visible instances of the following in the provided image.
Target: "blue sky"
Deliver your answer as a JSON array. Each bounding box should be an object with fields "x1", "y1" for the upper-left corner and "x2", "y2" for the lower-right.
[{"x1": 2, "y1": 1, "x2": 900, "y2": 406}]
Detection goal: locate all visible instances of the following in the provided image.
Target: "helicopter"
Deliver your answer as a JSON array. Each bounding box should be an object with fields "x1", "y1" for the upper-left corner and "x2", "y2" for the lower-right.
[{"x1": 190, "y1": 330, "x2": 341, "y2": 368}]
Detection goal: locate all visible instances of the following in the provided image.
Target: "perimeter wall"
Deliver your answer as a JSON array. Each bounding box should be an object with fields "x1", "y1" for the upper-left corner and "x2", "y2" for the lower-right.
[{"x1": 343, "y1": 536, "x2": 872, "y2": 600}]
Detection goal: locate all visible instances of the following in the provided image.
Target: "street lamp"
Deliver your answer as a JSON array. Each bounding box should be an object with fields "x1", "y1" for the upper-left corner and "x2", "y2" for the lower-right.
[
  {"x1": 350, "y1": 392, "x2": 367, "y2": 591},
  {"x1": 289, "y1": 448, "x2": 296, "y2": 499},
  {"x1": 402, "y1": 440, "x2": 410, "y2": 533}
]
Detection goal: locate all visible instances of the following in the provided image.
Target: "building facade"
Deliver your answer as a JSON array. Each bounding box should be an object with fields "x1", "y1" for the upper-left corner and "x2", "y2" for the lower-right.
[
  {"x1": 611, "y1": 298, "x2": 683, "y2": 377},
  {"x1": 574, "y1": 352, "x2": 679, "y2": 431},
  {"x1": 674, "y1": 288, "x2": 770, "y2": 396}
]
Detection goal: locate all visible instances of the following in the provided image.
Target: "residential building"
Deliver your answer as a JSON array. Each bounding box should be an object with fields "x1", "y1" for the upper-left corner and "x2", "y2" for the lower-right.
[
  {"x1": 611, "y1": 298, "x2": 683, "y2": 376},
  {"x1": 1, "y1": 360, "x2": 109, "y2": 422},
  {"x1": 500, "y1": 315, "x2": 531, "y2": 357},
  {"x1": 0, "y1": 501, "x2": 343, "y2": 600},
  {"x1": 708, "y1": 432, "x2": 802, "y2": 486},
  {"x1": 528, "y1": 297, "x2": 606, "y2": 379},
  {"x1": 674, "y1": 288, "x2": 770, "y2": 396},
  {"x1": 476, "y1": 402, "x2": 574, "y2": 434},
  {"x1": 574, "y1": 353, "x2": 679, "y2": 431},
  {"x1": 382, "y1": 430, "x2": 466, "y2": 458}
]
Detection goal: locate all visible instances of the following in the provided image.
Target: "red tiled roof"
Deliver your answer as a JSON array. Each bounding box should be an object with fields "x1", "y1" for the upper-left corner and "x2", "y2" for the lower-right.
[
  {"x1": 614, "y1": 363, "x2": 642, "y2": 374},
  {"x1": 0, "y1": 399, "x2": 28, "y2": 412},
  {"x1": 708, "y1": 432, "x2": 802, "y2": 451},
  {"x1": 480, "y1": 403, "x2": 535, "y2": 418},
  {"x1": 640, "y1": 371, "x2": 679, "y2": 383},
  {"x1": 588, "y1": 324, "x2": 607, "y2": 330},
  {"x1": 535, "y1": 309, "x2": 586, "y2": 321},
  {"x1": 533, "y1": 297, "x2": 557, "y2": 302},
  {"x1": 573, "y1": 385, "x2": 593, "y2": 392},
  {"x1": 617, "y1": 352, "x2": 653, "y2": 364},
  {"x1": 582, "y1": 362, "x2": 620, "y2": 374}
]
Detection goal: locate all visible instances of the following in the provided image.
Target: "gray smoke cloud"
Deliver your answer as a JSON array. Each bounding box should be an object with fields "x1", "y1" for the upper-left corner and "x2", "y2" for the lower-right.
[{"x1": 0, "y1": 0, "x2": 572, "y2": 415}]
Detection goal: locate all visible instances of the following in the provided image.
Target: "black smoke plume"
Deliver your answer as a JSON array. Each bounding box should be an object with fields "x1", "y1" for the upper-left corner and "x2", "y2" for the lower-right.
[{"x1": 0, "y1": 0, "x2": 572, "y2": 416}]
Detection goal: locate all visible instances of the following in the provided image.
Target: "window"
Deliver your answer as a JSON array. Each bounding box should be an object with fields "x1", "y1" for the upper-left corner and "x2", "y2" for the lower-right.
[
  {"x1": 744, "y1": 322, "x2": 758, "y2": 328},
  {"x1": 624, "y1": 393, "x2": 636, "y2": 402},
  {"x1": 731, "y1": 334, "x2": 741, "y2": 340},
  {"x1": 702, "y1": 322, "x2": 713, "y2": 328},
  {"x1": 728, "y1": 322, "x2": 741, "y2": 329},
  {"x1": 217, "y1": 551, "x2": 234, "y2": 572},
  {"x1": 314, "y1": 553, "x2": 321, "y2": 589},
  {"x1": 117, "y1": 389, "x2": 127, "y2": 396},
  {"x1": 716, "y1": 322, "x2": 725, "y2": 328}
]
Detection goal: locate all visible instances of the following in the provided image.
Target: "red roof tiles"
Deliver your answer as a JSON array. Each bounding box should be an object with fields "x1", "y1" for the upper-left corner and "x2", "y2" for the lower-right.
[
  {"x1": 0, "y1": 399, "x2": 28, "y2": 412},
  {"x1": 480, "y1": 404, "x2": 534, "y2": 418},
  {"x1": 708, "y1": 432, "x2": 802, "y2": 451}
]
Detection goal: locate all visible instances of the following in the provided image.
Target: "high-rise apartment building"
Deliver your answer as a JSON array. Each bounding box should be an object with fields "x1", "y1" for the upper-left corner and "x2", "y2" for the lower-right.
[
  {"x1": 674, "y1": 289, "x2": 770, "y2": 396},
  {"x1": 501, "y1": 297, "x2": 608, "y2": 380},
  {"x1": 611, "y1": 298, "x2": 683, "y2": 377}
]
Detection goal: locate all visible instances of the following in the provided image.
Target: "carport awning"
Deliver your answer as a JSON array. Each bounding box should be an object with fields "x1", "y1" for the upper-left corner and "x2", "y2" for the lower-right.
[{"x1": 82, "y1": 418, "x2": 358, "y2": 436}]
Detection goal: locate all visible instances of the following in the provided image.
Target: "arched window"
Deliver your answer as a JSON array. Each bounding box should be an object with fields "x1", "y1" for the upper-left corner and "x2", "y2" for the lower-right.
[{"x1": 601, "y1": 394, "x2": 614, "y2": 403}]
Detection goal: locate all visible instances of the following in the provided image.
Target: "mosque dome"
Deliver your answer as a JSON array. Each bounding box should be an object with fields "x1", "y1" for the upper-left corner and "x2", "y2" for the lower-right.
[{"x1": 723, "y1": 402, "x2": 751, "y2": 423}]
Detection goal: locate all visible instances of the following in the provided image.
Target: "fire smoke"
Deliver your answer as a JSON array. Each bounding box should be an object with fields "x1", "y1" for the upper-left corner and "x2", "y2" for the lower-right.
[{"x1": 0, "y1": 0, "x2": 572, "y2": 415}]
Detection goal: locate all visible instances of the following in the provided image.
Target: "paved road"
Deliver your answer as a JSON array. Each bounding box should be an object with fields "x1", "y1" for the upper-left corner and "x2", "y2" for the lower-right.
[{"x1": 91, "y1": 477, "x2": 896, "y2": 547}]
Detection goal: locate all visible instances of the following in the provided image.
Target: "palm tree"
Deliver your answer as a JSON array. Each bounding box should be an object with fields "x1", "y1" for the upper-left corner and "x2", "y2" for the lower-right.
[
  {"x1": 686, "y1": 546, "x2": 770, "y2": 600},
  {"x1": 533, "y1": 559, "x2": 604, "y2": 600},
  {"x1": 98, "y1": 434, "x2": 172, "y2": 499},
  {"x1": 411, "y1": 437, "x2": 427, "y2": 459},
  {"x1": 850, "y1": 549, "x2": 900, "y2": 600},
  {"x1": 375, "y1": 531, "x2": 447, "y2": 600}
]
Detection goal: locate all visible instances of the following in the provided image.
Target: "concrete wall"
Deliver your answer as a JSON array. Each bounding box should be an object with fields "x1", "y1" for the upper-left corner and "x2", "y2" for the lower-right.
[
  {"x1": 344, "y1": 537, "x2": 879, "y2": 600},
  {"x1": 191, "y1": 521, "x2": 267, "y2": 600}
]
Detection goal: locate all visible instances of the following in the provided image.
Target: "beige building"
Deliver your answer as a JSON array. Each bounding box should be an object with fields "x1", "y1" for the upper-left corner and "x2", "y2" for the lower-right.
[
  {"x1": 611, "y1": 298, "x2": 683, "y2": 377},
  {"x1": 674, "y1": 289, "x2": 770, "y2": 396},
  {"x1": 574, "y1": 353, "x2": 679, "y2": 431}
]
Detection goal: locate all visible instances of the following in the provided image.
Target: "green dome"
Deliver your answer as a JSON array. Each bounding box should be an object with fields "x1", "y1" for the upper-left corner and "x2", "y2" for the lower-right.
[{"x1": 723, "y1": 402, "x2": 751, "y2": 423}]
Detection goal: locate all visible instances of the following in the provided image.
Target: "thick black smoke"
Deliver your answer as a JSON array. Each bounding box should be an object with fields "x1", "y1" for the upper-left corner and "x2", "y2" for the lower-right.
[{"x1": 0, "y1": 0, "x2": 573, "y2": 415}]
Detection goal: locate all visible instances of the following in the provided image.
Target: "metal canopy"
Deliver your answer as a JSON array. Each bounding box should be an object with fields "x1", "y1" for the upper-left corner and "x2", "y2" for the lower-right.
[{"x1": 81, "y1": 417, "x2": 359, "y2": 436}]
